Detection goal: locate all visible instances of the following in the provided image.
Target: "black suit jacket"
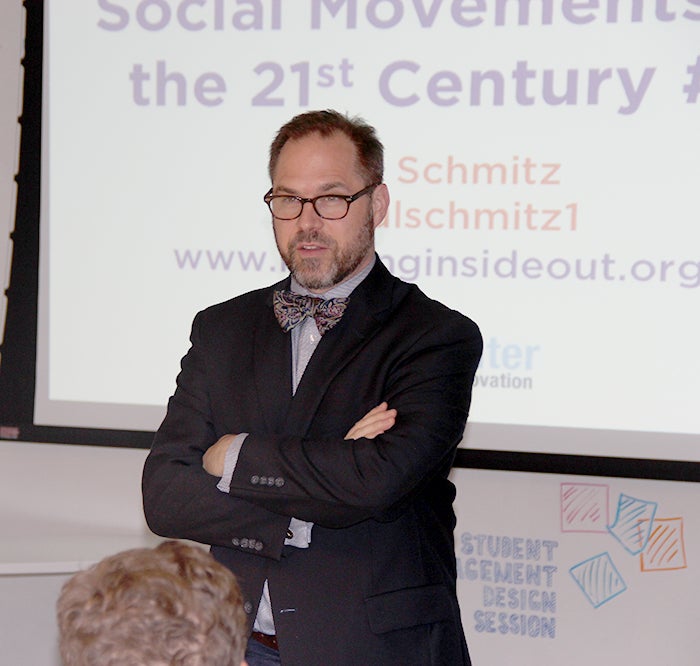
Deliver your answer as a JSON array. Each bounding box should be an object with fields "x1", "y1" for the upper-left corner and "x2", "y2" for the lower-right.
[{"x1": 143, "y1": 258, "x2": 482, "y2": 665}]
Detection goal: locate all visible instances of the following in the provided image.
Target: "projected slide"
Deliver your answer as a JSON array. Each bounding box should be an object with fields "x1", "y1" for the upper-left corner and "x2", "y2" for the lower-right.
[{"x1": 37, "y1": 2, "x2": 700, "y2": 461}]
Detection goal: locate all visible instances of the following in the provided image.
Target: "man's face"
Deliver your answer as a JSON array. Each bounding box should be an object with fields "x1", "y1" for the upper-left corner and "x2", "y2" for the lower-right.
[{"x1": 270, "y1": 131, "x2": 389, "y2": 293}]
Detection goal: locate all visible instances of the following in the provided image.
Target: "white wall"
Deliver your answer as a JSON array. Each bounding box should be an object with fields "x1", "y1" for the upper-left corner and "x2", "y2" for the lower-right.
[{"x1": 0, "y1": 441, "x2": 162, "y2": 665}]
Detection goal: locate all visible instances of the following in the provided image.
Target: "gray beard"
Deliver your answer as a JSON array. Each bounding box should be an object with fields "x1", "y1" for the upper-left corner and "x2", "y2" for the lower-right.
[{"x1": 278, "y1": 215, "x2": 374, "y2": 291}]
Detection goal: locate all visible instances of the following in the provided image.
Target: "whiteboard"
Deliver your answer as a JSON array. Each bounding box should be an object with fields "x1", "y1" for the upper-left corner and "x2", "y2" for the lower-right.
[{"x1": 452, "y1": 467, "x2": 698, "y2": 664}]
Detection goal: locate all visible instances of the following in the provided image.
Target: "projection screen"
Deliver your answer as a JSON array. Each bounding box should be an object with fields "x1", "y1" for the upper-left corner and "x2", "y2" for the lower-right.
[{"x1": 35, "y1": 1, "x2": 700, "y2": 463}]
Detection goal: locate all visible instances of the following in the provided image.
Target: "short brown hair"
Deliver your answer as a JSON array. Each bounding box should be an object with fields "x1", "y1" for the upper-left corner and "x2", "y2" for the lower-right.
[
  {"x1": 57, "y1": 541, "x2": 247, "y2": 666},
  {"x1": 268, "y1": 109, "x2": 384, "y2": 185}
]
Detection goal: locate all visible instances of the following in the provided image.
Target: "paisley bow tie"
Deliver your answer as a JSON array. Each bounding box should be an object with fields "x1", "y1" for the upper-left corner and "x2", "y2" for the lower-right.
[{"x1": 273, "y1": 290, "x2": 348, "y2": 335}]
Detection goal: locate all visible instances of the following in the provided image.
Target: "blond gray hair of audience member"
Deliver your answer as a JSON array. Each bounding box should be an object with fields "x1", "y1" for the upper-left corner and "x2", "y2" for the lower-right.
[{"x1": 57, "y1": 540, "x2": 247, "y2": 666}]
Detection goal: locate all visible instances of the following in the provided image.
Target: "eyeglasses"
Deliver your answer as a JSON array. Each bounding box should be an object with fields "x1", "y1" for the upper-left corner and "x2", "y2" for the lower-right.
[{"x1": 263, "y1": 183, "x2": 379, "y2": 220}]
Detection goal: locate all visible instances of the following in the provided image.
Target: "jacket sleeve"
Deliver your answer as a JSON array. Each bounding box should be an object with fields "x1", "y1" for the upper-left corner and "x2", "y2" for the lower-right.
[
  {"x1": 228, "y1": 312, "x2": 483, "y2": 528},
  {"x1": 141, "y1": 311, "x2": 291, "y2": 560}
]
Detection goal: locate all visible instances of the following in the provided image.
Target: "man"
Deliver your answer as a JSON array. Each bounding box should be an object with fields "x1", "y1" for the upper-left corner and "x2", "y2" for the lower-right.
[
  {"x1": 56, "y1": 540, "x2": 248, "y2": 666},
  {"x1": 142, "y1": 110, "x2": 482, "y2": 665}
]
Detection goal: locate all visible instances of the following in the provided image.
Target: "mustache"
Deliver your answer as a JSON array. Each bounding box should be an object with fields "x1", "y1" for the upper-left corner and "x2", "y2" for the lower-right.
[{"x1": 290, "y1": 231, "x2": 334, "y2": 246}]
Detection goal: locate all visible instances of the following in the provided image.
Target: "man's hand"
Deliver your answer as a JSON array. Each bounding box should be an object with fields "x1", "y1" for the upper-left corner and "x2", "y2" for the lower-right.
[
  {"x1": 203, "y1": 434, "x2": 237, "y2": 477},
  {"x1": 345, "y1": 402, "x2": 397, "y2": 440}
]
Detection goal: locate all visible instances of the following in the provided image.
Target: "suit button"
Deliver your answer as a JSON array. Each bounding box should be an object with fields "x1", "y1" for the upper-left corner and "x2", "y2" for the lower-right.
[
  {"x1": 251, "y1": 475, "x2": 259, "y2": 484},
  {"x1": 231, "y1": 537, "x2": 240, "y2": 546},
  {"x1": 275, "y1": 477, "x2": 285, "y2": 487},
  {"x1": 243, "y1": 601, "x2": 253, "y2": 614},
  {"x1": 240, "y1": 538, "x2": 249, "y2": 548},
  {"x1": 255, "y1": 541, "x2": 263, "y2": 551}
]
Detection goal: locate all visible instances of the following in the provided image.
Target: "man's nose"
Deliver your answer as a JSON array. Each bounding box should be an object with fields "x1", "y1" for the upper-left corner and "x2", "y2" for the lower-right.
[{"x1": 296, "y1": 200, "x2": 324, "y2": 230}]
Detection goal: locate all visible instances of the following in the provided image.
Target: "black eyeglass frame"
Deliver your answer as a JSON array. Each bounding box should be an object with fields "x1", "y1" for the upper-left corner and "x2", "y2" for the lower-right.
[{"x1": 263, "y1": 183, "x2": 380, "y2": 220}]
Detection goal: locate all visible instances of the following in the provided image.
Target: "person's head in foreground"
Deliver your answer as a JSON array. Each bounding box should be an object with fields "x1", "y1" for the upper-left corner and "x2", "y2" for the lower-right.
[{"x1": 57, "y1": 540, "x2": 247, "y2": 666}]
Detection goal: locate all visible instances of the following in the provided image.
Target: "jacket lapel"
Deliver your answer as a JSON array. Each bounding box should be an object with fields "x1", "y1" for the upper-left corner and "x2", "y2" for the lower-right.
[
  {"x1": 285, "y1": 259, "x2": 408, "y2": 435},
  {"x1": 252, "y1": 281, "x2": 294, "y2": 433}
]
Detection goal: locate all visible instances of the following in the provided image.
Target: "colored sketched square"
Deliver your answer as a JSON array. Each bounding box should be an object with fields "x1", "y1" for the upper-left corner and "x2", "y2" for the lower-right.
[
  {"x1": 569, "y1": 552, "x2": 627, "y2": 608},
  {"x1": 640, "y1": 517, "x2": 687, "y2": 572},
  {"x1": 608, "y1": 493, "x2": 657, "y2": 555},
  {"x1": 560, "y1": 483, "x2": 609, "y2": 533}
]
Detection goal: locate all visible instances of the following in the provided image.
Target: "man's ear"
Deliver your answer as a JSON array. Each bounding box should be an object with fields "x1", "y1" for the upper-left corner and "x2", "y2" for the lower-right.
[{"x1": 371, "y1": 183, "x2": 390, "y2": 228}]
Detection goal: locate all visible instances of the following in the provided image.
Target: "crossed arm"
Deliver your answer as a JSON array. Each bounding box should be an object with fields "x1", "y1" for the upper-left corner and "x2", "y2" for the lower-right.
[
  {"x1": 203, "y1": 402, "x2": 397, "y2": 477},
  {"x1": 144, "y1": 298, "x2": 481, "y2": 546}
]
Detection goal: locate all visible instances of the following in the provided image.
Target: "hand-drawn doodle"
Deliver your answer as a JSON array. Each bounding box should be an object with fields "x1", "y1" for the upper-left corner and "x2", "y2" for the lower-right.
[
  {"x1": 560, "y1": 483, "x2": 609, "y2": 533},
  {"x1": 607, "y1": 493, "x2": 657, "y2": 555},
  {"x1": 569, "y1": 552, "x2": 627, "y2": 608},
  {"x1": 640, "y1": 517, "x2": 687, "y2": 572}
]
